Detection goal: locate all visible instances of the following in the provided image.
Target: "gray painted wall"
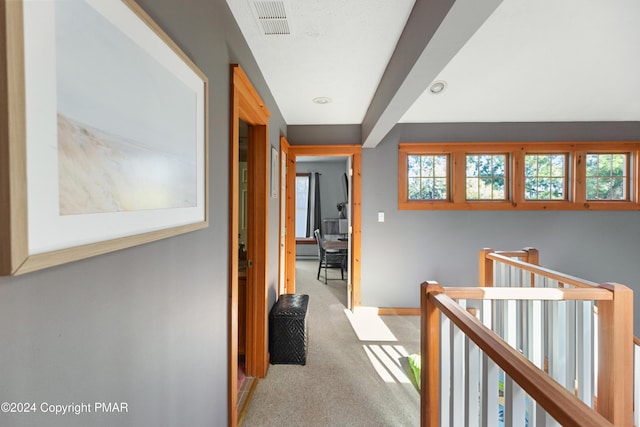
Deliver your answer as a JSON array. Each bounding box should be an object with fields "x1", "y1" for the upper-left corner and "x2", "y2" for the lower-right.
[
  {"x1": 284, "y1": 121, "x2": 640, "y2": 333},
  {"x1": 0, "y1": 1, "x2": 285, "y2": 426},
  {"x1": 360, "y1": 122, "x2": 640, "y2": 333},
  {"x1": 288, "y1": 124, "x2": 361, "y2": 146}
]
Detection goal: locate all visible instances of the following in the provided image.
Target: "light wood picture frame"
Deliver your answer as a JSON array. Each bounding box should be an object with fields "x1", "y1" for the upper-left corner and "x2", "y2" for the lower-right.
[{"x1": 0, "y1": 0, "x2": 209, "y2": 275}]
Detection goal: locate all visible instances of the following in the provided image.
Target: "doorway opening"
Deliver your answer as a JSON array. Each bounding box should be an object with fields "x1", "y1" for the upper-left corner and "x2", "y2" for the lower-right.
[
  {"x1": 296, "y1": 155, "x2": 351, "y2": 307},
  {"x1": 236, "y1": 119, "x2": 252, "y2": 414},
  {"x1": 284, "y1": 145, "x2": 362, "y2": 310}
]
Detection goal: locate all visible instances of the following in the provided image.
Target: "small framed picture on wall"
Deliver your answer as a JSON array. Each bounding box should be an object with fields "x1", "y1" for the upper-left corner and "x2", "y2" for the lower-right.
[{"x1": 270, "y1": 146, "x2": 279, "y2": 198}]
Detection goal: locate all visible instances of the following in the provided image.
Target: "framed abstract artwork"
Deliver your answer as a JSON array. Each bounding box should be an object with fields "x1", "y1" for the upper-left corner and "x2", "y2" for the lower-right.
[{"x1": 0, "y1": 0, "x2": 209, "y2": 275}]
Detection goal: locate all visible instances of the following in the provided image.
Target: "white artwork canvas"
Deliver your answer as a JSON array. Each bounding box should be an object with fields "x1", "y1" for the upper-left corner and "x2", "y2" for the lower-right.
[{"x1": 55, "y1": 0, "x2": 197, "y2": 215}]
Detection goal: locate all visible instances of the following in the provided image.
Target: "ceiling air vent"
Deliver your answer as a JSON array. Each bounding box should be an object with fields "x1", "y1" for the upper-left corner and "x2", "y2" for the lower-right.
[{"x1": 252, "y1": 1, "x2": 291, "y2": 35}]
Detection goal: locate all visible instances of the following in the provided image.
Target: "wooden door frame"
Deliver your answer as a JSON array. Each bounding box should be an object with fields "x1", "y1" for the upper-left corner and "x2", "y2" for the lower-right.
[
  {"x1": 279, "y1": 136, "x2": 290, "y2": 295},
  {"x1": 229, "y1": 64, "x2": 270, "y2": 427},
  {"x1": 284, "y1": 145, "x2": 362, "y2": 308}
]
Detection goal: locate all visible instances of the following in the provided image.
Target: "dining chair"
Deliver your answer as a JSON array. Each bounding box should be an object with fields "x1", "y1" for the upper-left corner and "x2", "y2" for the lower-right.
[{"x1": 314, "y1": 229, "x2": 344, "y2": 284}]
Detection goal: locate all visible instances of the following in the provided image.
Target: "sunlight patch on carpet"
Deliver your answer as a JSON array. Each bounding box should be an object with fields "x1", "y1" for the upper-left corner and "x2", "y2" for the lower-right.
[
  {"x1": 343, "y1": 307, "x2": 397, "y2": 342},
  {"x1": 363, "y1": 344, "x2": 412, "y2": 384}
]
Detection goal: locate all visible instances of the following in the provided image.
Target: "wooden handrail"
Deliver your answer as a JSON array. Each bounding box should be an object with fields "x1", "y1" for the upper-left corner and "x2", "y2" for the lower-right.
[
  {"x1": 493, "y1": 250, "x2": 529, "y2": 258},
  {"x1": 422, "y1": 282, "x2": 614, "y2": 427},
  {"x1": 486, "y1": 252, "x2": 600, "y2": 289},
  {"x1": 443, "y1": 286, "x2": 613, "y2": 301}
]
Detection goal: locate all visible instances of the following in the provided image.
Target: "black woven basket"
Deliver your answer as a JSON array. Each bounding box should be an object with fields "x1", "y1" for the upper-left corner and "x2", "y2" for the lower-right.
[{"x1": 269, "y1": 294, "x2": 309, "y2": 365}]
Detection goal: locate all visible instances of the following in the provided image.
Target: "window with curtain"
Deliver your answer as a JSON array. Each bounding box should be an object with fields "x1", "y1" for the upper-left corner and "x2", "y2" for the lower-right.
[{"x1": 295, "y1": 174, "x2": 310, "y2": 238}]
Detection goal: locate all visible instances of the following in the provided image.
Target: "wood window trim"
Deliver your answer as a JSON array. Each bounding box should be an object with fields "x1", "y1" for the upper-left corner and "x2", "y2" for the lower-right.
[{"x1": 399, "y1": 141, "x2": 640, "y2": 211}]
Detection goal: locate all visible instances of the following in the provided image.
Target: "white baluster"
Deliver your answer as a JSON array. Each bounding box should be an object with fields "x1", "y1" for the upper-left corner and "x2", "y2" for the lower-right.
[
  {"x1": 576, "y1": 301, "x2": 594, "y2": 407},
  {"x1": 441, "y1": 312, "x2": 451, "y2": 427},
  {"x1": 504, "y1": 375, "x2": 526, "y2": 427},
  {"x1": 466, "y1": 338, "x2": 481, "y2": 427},
  {"x1": 452, "y1": 300, "x2": 467, "y2": 427},
  {"x1": 481, "y1": 356, "x2": 500, "y2": 427}
]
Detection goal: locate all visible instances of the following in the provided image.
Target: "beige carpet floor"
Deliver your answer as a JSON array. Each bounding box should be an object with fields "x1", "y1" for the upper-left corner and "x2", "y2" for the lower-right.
[{"x1": 241, "y1": 261, "x2": 420, "y2": 427}]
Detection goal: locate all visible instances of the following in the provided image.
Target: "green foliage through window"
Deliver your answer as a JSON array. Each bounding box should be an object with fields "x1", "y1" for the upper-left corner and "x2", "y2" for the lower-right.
[
  {"x1": 466, "y1": 154, "x2": 506, "y2": 200},
  {"x1": 524, "y1": 154, "x2": 566, "y2": 200},
  {"x1": 399, "y1": 142, "x2": 640, "y2": 211},
  {"x1": 586, "y1": 153, "x2": 627, "y2": 200},
  {"x1": 407, "y1": 155, "x2": 448, "y2": 200}
]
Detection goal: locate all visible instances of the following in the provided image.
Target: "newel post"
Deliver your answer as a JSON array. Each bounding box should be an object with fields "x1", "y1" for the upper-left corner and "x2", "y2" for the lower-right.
[
  {"x1": 421, "y1": 282, "x2": 443, "y2": 427},
  {"x1": 523, "y1": 247, "x2": 539, "y2": 265},
  {"x1": 479, "y1": 248, "x2": 494, "y2": 287},
  {"x1": 523, "y1": 247, "x2": 539, "y2": 287},
  {"x1": 597, "y1": 282, "x2": 633, "y2": 426}
]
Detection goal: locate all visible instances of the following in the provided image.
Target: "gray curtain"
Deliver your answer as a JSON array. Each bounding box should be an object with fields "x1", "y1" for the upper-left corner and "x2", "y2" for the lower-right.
[{"x1": 306, "y1": 172, "x2": 322, "y2": 237}]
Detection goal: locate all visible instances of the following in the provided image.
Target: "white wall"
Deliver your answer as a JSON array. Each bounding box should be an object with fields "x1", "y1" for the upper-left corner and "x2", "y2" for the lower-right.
[{"x1": 0, "y1": 1, "x2": 286, "y2": 426}]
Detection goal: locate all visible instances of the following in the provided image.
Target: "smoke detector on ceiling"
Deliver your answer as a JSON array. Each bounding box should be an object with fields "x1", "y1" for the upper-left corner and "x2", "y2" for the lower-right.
[{"x1": 251, "y1": 1, "x2": 292, "y2": 36}]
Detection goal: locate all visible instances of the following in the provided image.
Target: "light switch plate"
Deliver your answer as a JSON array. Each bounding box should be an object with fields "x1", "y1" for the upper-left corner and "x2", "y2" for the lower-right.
[{"x1": 378, "y1": 212, "x2": 384, "y2": 222}]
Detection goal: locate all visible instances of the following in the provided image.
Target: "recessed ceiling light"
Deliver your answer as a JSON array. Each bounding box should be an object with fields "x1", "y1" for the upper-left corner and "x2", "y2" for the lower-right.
[
  {"x1": 312, "y1": 97, "x2": 332, "y2": 104},
  {"x1": 429, "y1": 81, "x2": 447, "y2": 95}
]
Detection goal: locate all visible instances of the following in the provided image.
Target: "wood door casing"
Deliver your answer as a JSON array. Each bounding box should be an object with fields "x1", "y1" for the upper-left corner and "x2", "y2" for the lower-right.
[
  {"x1": 284, "y1": 145, "x2": 362, "y2": 308},
  {"x1": 229, "y1": 65, "x2": 270, "y2": 427}
]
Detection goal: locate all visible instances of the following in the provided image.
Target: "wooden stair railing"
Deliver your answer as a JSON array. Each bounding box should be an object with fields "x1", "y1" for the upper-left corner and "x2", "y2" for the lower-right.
[
  {"x1": 476, "y1": 248, "x2": 634, "y2": 425},
  {"x1": 421, "y1": 282, "x2": 616, "y2": 427}
]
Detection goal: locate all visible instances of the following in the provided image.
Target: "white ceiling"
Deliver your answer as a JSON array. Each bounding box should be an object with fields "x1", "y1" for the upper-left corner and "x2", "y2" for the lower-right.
[{"x1": 227, "y1": 0, "x2": 640, "y2": 146}]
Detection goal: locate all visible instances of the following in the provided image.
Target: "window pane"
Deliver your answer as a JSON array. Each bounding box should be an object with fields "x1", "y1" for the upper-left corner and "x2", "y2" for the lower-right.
[
  {"x1": 434, "y1": 178, "x2": 447, "y2": 198},
  {"x1": 421, "y1": 178, "x2": 434, "y2": 199},
  {"x1": 493, "y1": 155, "x2": 506, "y2": 176},
  {"x1": 551, "y1": 178, "x2": 565, "y2": 199},
  {"x1": 466, "y1": 154, "x2": 506, "y2": 200},
  {"x1": 585, "y1": 153, "x2": 627, "y2": 200},
  {"x1": 434, "y1": 155, "x2": 447, "y2": 176},
  {"x1": 493, "y1": 177, "x2": 505, "y2": 199},
  {"x1": 524, "y1": 156, "x2": 536, "y2": 177},
  {"x1": 524, "y1": 154, "x2": 567, "y2": 200},
  {"x1": 406, "y1": 154, "x2": 448, "y2": 200},
  {"x1": 478, "y1": 155, "x2": 491, "y2": 177},
  {"x1": 408, "y1": 177, "x2": 421, "y2": 200},
  {"x1": 408, "y1": 155, "x2": 420, "y2": 177},
  {"x1": 467, "y1": 156, "x2": 479, "y2": 177},
  {"x1": 597, "y1": 178, "x2": 612, "y2": 199},
  {"x1": 525, "y1": 177, "x2": 537, "y2": 199},
  {"x1": 466, "y1": 178, "x2": 479, "y2": 199},
  {"x1": 551, "y1": 155, "x2": 564, "y2": 176},
  {"x1": 612, "y1": 177, "x2": 625, "y2": 198},
  {"x1": 586, "y1": 178, "x2": 598, "y2": 200},
  {"x1": 538, "y1": 155, "x2": 550, "y2": 176},
  {"x1": 421, "y1": 156, "x2": 434, "y2": 177},
  {"x1": 295, "y1": 176, "x2": 309, "y2": 237},
  {"x1": 586, "y1": 155, "x2": 599, "y2": 176},
  {"x1": 612, "y1": 154, "x2": 626, "y2": 176}
]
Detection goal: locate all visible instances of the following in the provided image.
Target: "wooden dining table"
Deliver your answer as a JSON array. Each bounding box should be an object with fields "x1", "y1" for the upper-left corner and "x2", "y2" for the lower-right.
[{"x1": 322, "y1": 238, "x2": 348, "y2": 251}]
